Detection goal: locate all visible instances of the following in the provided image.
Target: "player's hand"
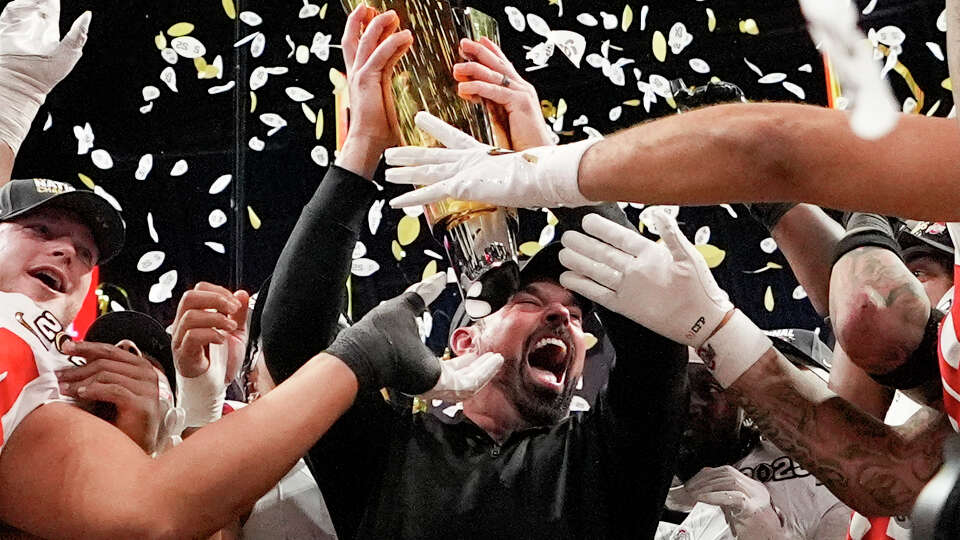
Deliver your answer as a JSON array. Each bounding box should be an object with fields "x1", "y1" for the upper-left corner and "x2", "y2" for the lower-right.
[
  {"x1": 683, "y1": 465, "x2": 793, "y2": 539},
  {"x1": 327, "y1": 272, "x2": 502, "y2": 396},
  {"x1": 335, "y1": 5, "x2": 413, "y2": 180},
  {"x1": 385, "y1": 111, "x2": 599, "y2": 209},
  {"x1": 171, "y1": 282, "x2": 249, "y2": 384},
  {"x1": 57, "y1": 339, "x2": 164, "y2": 454},
  {"x1": 454, "y1": 37, "x2": 553, "y2": 151},
  {"x1": 0, "y1": 0, "x2": 91, "y2": 154}
]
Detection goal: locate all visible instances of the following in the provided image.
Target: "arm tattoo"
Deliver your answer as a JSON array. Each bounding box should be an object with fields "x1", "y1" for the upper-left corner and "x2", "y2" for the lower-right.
[{"x1": 726, "y1": 350, "x2": 949, "y2": 516}]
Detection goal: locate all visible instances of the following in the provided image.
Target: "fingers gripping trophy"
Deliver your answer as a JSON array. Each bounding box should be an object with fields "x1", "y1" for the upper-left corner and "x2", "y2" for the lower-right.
[{"x1": 341, "y1": 0, "x2": 521, "y2": 317}]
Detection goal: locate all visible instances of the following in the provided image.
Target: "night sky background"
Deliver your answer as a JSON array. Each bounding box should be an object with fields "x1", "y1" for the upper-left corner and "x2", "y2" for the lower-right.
[{"x1": 6, "y1": 0, "x2": 953, "y2": 354}]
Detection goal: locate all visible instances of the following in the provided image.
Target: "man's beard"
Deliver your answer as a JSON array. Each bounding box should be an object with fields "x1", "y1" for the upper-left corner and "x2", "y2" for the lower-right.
[{"x1": 505, "y1": 359, "x2": 578, "y2": 426}]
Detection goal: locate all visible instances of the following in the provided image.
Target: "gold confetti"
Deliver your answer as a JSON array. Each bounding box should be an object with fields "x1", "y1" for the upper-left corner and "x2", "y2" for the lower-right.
[
  {"x1": 250, "y1": 91, "x2": 257, "y2": 113},
  {"x1": 222, "y1": 0, "x2": 237, "y2": 19},
  {"x1": 329, "y1": 68, "x2": 347, "y2": 95},
  {"x1": 316, "y1": 108, "x2": 324, "y2": 140},
  {"x1": 622, "y1": 5, "x2": 633, "y2": 32},
  {"x1": 710, "y1": 76, "x2": 721, "y2": 83},
  {"x1": 652, "y1": 31, "x2": 667, "y2": 62},
  {"x1": 739, "y1": 19, "x2": 759, "y2": 35},
  {"x1": 167, "y1": 22, "x2": 195, "y2": 37},
  {"x1": 584, "y1": 332, "x2": 598, "y2": 350},
  {"x1": 397, "y1": 215, "x2": 421, "y2": 246},
  {"x1": 743, "y1": 261, "x2": 784, "y2": 274},
  {"x1": 706, "y1": 8, "x2": 716, "y2": 32},
  {"x1": 541, "y1": 99, "x2": 557, "y2": 118},
  {"x1": 319, "y1": 2, "x2": 328, "y2": 18},
  {"x1": 302, "y1": 103, "x2": 317, "y2": 124},
  {"x1": 694, "y1": 244, "x2": 726, "y2": 268},
  {"x1": 248, "y1": 206, "x2": 262, "y2": 229},
  {"x1": 391, "y1": 240, "x2": 405, "y2": 261},
  {"x1": 622, "y1": 99, "x2": 641, "y2": 106},
  {"x1": 764, "y1": 286, "x2": 775, "y2": 312},
  {"x1": 943, "y1": 78, "x2": 952, "y2": 91},
  {"x1": 520, "y1": 241, "x2": 543, "y2": 257},
  {"x1": 154, "y1": 32, "x2": 167, "y2": 50},
  {"x1": 422, "y1": 260, "x2": 438, "y2": 280},
  {"x1": 546, "y1": 210, "x2": 559, "y2": 226},
  {"x1": 77, "y1": 173, "x2": 95, "y2": 189}
]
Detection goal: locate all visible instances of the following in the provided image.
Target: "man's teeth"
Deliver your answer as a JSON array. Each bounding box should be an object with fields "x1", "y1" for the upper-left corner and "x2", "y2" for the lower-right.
[{"x1": 534, "y1": 337, "x2": 567, "y2": 354}]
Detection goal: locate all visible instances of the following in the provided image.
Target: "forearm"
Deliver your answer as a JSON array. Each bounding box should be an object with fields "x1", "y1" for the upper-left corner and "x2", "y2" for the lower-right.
[
  {"x1": 828, "y1": 344, "x2": 895, "y2": 419},
  {"x1": 578, "y1": 103, "x2": 960, "y2": 220},
  {"x1": 768, "y1": 204, "x2": 843, "y2": 316},
  {"x1": 0, "y1": 142, "x2": 11, "y2": 186},
  {"x1": 261, "y1": 165, "x2": 378, "y2": 383},
  {"x1": 813, "y1": 503, "x2": 854, "y2": 540},
  {"x1": 829, "y1": 246, "x2": 930, "y2": 373},
  {"x1": 726, "y1": 348, "x2": 947, "y2": 516}
]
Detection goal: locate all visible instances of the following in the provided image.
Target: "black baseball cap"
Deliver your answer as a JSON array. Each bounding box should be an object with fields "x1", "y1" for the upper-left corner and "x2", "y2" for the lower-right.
[
  {"x1": 85, "y1": 311, "x2": 176, "y2": 398},
  {"x1": 0, "y1": 178, "x2": 125, "y2": 264},
  {"x1": 449, "y1": 242, "x2": 595, "y2": 340},
  {"x1": 897, "y1": 220, "x2": 954, "y2": 262}
]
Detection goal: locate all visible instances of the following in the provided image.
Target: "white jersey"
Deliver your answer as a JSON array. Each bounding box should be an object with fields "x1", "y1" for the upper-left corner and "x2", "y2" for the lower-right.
[
  {"x1": 0, "y1": 292, "x2": 79, "y2": 453},
  {"x1": 659, "y1": 439, "x2": 847, "y2": 540}
]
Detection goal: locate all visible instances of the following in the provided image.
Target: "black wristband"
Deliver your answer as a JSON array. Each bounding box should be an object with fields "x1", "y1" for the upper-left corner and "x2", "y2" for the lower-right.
[
  {"x1": 743, "y1": 202, "x2": 797, "y2": 231},
  {"x1": 832, "y1": 212, "x2": 903, "y2": 266},
  {"x1": 868, "y1": 308, "x2": 944, "y2": 389}
]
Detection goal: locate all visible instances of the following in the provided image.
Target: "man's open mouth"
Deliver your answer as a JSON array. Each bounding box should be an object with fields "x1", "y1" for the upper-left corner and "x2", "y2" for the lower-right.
[
  {"x1": 525, "y1": 335, "x2": 571, "y2": 389},
  {"x1": 28, "y1": 267, "x2": 66, "y2": 293}
]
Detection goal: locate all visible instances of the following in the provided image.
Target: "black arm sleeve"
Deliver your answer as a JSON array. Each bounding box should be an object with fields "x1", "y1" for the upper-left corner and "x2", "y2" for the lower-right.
[
  {"x1": 260, "y1": 165, "x2": 379, "y2": 384},
  {"x1": 554, "y1": 203, "x2": 688, "y2": 538}
]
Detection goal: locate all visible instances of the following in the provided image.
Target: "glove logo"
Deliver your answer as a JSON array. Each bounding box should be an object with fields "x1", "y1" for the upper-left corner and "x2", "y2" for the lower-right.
[{"x1": 686, "y1": 316, "x2": 706, "y2": 340}]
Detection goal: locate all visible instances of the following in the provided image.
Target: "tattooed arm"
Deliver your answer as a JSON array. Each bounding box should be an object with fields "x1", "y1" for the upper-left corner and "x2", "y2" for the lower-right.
[
  {"x1": 726, "y1": 348, "x2": 950, "y2": 516},
  {"x1": 829, "y1": 246, "x2": 931, "y2": 376}
]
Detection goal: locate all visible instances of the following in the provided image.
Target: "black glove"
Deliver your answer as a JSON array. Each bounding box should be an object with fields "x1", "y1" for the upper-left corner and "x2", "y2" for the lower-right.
[
  {"x1": 832, "y1": 212, "x2": 902, "y2": 266},
  {"x1": 743, "y1": 202, "x2": 797, "y2": 232},
  {"x1": 326, "y1": 291, "x2": 441, "y2": 394}
]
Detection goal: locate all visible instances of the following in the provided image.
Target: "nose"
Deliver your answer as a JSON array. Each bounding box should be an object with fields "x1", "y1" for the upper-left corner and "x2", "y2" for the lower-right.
[
  {"x1": 48, "y1": 235, "x2": 77, "y2": 262},
  {"x1": 543, "y1": 302, "x2": 571, "y2": 327}
]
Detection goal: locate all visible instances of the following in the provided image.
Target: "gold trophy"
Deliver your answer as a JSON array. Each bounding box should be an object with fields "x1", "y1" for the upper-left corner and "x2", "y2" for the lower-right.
[{"x1": 341, "y1": 0, "x2": 520, "y2": 316}]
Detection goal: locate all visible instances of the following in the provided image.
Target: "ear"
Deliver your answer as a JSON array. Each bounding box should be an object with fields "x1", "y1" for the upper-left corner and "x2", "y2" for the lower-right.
[{"x1": 450, "y1": 326, "x2": 478, "y2": 356}]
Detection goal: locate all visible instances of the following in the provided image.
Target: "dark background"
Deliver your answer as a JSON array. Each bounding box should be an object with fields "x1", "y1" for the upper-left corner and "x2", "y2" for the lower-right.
[{"x1": 7, "y1": 0, "x2": 952, "y2": 348}]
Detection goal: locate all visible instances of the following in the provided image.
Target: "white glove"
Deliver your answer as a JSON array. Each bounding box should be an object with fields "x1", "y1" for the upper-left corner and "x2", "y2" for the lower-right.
[
  {"x1": 799, "y1": 0, "x2": 897, "y2": 140},
  {"x1": 682, "y1": 466, "x2": 797, "y2": 540},
  {"x1": 558, "y1": 210, "x2": 771, "y2": 387},
  {"x1": 176, "y1": 341, "x2": 228, "y2": 428},
  {"x1": 385, "y1": 111, "x2": 601, "y2": 209},
  {"x1": 419, "y1": 351, "x2": 504, "y2": 402},
  {"x1": 0, "y1": 1, "x2": 90, "y2": 154}
]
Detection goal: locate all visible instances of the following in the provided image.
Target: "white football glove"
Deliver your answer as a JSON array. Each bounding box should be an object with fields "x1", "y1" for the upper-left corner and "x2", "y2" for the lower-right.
[
  {"x1": 385, "y1": 111, "x2": 601, "y2": 209},
  {"x1": 558, "y1": 209, "x2": 771, "y2": 387},
  {"x1": 683, "y1": 465, "x2": 799, "y2": 540},
  {"x1": 419, "y1": 351, "x2": 504, "y2": 402},
  {"x1": 0, "y1": 0, "x2": 90, "y2": 154}
]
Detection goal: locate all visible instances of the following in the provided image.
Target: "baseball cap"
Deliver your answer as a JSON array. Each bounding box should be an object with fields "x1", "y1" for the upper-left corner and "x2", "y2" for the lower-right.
[
  {"x1": 448, "y1": 242, "x2": 595, "y2": 340},
  {"x1": 0, "y1": 178, "x2": 125, "y2": 264},
  {"x1": 85, "y1": 311, "x2": 176, "y2": 398},
  {"x1": 897, "y1": 220, "x2": 954, "y2": 262}
]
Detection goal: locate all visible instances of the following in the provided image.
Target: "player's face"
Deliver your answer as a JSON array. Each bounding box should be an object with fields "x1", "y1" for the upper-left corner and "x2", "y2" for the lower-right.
[
  {"x1": 455, "y1": 280, "x2": 587, "y2": 425},
  {"x1": 0, "y1": 207, "x2": 98, "y2": 324},
  {"x1": 906, "y1": 255, "x2": 953, "y2": 306},
  {"x1": 677, "y1": 363, "x2": 744, "y2": 477}
]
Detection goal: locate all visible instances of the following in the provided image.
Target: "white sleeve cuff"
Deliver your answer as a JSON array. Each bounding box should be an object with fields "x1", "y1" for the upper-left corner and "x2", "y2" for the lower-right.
[
  {"x1": 697, "y1": 310, "x2": 773, "y2": 388},
  {"x1": 538, "y1": 137, "x2": 603, "y2": 208}
]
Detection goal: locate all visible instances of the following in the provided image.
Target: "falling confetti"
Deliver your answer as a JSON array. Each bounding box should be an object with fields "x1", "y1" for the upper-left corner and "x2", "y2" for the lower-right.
[
  {"x1": 764, "y1": 286, "x2": 775, "y2": 311},
  {"x1": 170, "y1": 160, "x2": 189, "y2": 176},
  {"x1": 622, "y1": 5, "x2": 633, "y2": 32},
  {"x1": 137, "y1": 251, "x2": 166, "y2": 272},
  {"x1": 167, "y1": 23, "x2": 195, "y2": 37},
  {"x1": 652, "y1": 31, "x2": 667, "y2": 62},
  {"x1": 248, "y1": 206, "x2": 262, "y2": 229},
  {"x1": 208, "y1": 174, "x2": 232, "y2": 194},
  {"x1": 397, "y1": 215, "x2": 421, "y2": 246},
  {"x1": 209, "y1": 209, "x2": 227, "y2": 228}
]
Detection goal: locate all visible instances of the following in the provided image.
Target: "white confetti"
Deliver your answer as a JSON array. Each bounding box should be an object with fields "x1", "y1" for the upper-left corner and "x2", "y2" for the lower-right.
[
  {"x1": 205, "y1": 242, "x2": 226, "y2": 254},
  {"x1": 311, "y1": 32, "x2": 332, "y2": 61},
  {"x1": 640, "y1": 5, "x2": 649, "y2": 31},
  {"x1": 689, "y1": 58, "x2": 710, "y2": 73},
  {"x1": 862, "y1": 0, "x2": 878, "y2": 15},
  {"x1": 402, "y1": 205, "x2": 424, "y2": 218},
  {"x1": 208, "y1": 174, "x2": 232, "y2": 194},
  {"x1": 285, "y1": 87, "x2": 314, "y2": 102},
  {"x1": 171, "y1": 36, "x2": 206, "y2": 59},
  {"x1": 576, "y1": 13, "x2": 598, "y2": 26},
  {"x1": 938, "y1": 9, "x2": 947, "y2": 32},
  {"x1": 142, "y1": 86, "x2": 160, "y2": 101},
  {"x1": 250, "y1": 66, "x2": 269, "y2": 90},
  {"x1": 234, "y1": 33, "x2": 259, "y2": 47},
  {"x1": 149, "y1": 283, "x2": 172, "y2": 303},
  {"x1": 572, "y1": 114, "x2": 588, "y2": 126},
  {"x1": 147, "y1": 212, "x2": 159, "y2": 242},
  {"x1": 599, "y1": 11, "x2": 617, "y2": 30},
  {"x1": 160, "y1": 66, "x2": 178, "y2": 93},
  {"x1": 760, "y1": 237, "x2": 778, "y2": 253},
  {"x1": 93, "y1": 185, "x2": 122, "y2": 211},
  {"x1": 260, "y1": 113, "x2": 287, "y2": 136},
  {"x1": 368, "y1": 199, "x2": 385, "y2": 235},
  {"x1": 248, "y1": 137, "x2": 265, "y2": 151},
  {"x1": 792, "y1": 286, "x2": 808, "y2": 300},
  {"x1": 782, "y1": 81, "x2": 806, "y2": 99},
  {"x1": 539, "y1": 224, "x2": 556, "y2": 245},
  {"x1": 251, "y1": 33, "x2": 266, "y2": 58},
  {"x1": 758, "y1": 73, "x2": 787, "y2": 84},
  {"x1": 299, "y1": 0, "x2": 320, "y2": 18},
  {"x1": 720, "y1": 204, "x2": 738, "y2": 218},
  {"x1": 239, "y1": 11, "x2": 262, "y2": 26},
  {"x1": 170, "y1": 159, "x2": 188, "y2": 177},
  {"x1": 352, "y1": 241, "x2": 366, "y2": 259},
  {"x1": 43, "y1": 113, "x2": 52, "y2": 131},
  {"x1": 73, "y1": 123, "x2": 94, "y2": 155},
  {"x1": 209, "y1": 209, "x2": 227, "y2": 228},
  {"x1": 927, "y1": 42, "x2": 945, "y2": 61},
  {"x1": 424, "y1": 249, "x2": 443, "y2": 260},
  {"x1": 160, "y1": 48, "x2": 178, "y2": 64},
  {"x1": 208, "y1": 81, "x2": 235, "y2": 94},
  {"x1": 668, "y1": 22, "x2": 693, "y2": 54},
  {"x1": 140, "y1": 102, "x2": 154, "y2": 114},
  {"x1": 135, "y1": 154, "x2": 153, "y2": 181},
  {"x1": 903, "y1": 97, "x2": 918, "y2": 114},
  {"x1": 310, "y1": 145, "x2": 329, "y2": 166},
  {"x1": 798, "y1": 64, "x2": 812, "y2": 72},
  {"x1": 159, "y1": 269, "x2": 178, "y2": 288},
  {"x1": 137, "y1": 251, "x2": 166, "y2": 272},
  {"x1": 569, "y1": 396, "x2": 590, "y2": 412},
  {"x1": 351, "y1": 258, "x2": 380, "y2": 277},
  {"x1": 876, "y1": 26, "x2": 905, "y2": 47},
  {"x1": 91, "y1": 149, "x2": 113, "y2": 170},
  {"x1": 694, "y1": 226, "x2": 711, "y2": 245},
  {"x1": 608, "y1": 106, "x2": 622, "y2": 121},
  {"x1": 296, "y1": 45, "x2": 310, "y2": 64},
  {"x1": 505, "y1": 6, "x2": 526, "y2": 31},
  {"x1": 744, "y1": 57, "x2": 764, "y2": 77}
]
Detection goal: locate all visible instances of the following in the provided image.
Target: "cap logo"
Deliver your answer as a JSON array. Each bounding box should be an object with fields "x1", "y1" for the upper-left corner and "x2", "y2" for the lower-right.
[{"x1": 32, "y1": 179, "x2": 75, "y2": 195}]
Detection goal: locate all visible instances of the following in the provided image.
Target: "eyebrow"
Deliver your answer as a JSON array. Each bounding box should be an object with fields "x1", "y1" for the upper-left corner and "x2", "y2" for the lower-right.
[{"x1": 517, "y1": 283, "x2": 581, "y2": 310}]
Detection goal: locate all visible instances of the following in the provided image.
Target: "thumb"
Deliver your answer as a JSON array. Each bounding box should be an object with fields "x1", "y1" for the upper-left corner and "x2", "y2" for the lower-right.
[
  {"x1": 60, "y1": 10, "x2": 91, "y2": 51},
  {"x1": 651, "y1": 208, "x2": 693, "y2": 263},
  {"x1": 404, "y1": 271, "x2": 447, "y2": 306},
  {"x1": 414, "y1": 111, "x2": 487, "y2": 150}
]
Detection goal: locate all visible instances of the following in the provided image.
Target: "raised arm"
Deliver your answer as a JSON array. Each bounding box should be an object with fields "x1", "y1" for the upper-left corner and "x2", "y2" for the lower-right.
[{"x1": 556, "y1": 209, "x2": 950, "y2": 516}]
